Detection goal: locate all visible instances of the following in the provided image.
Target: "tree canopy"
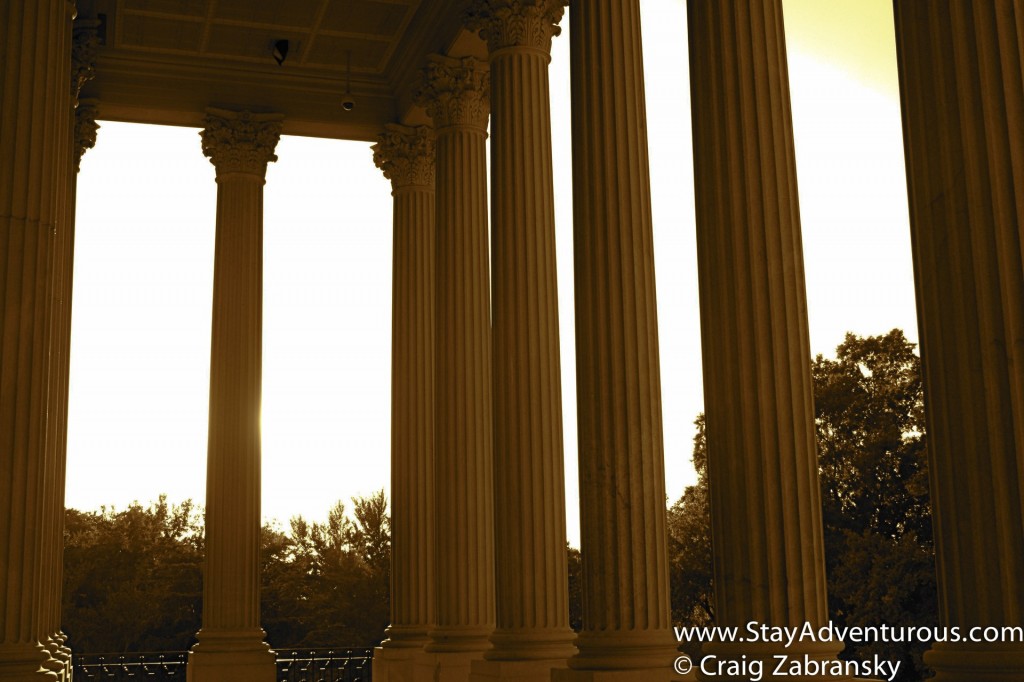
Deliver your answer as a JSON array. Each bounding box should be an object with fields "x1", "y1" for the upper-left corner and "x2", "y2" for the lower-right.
[
  {"x1": 63, "y1": 491, "x2": 391, "y2": 653},
  {"x1": 262, "y1": 492, "x2": 390, "y2": 648},
  {"x1": 667, "y1": 330, "x2": 936, "y2": 680}
]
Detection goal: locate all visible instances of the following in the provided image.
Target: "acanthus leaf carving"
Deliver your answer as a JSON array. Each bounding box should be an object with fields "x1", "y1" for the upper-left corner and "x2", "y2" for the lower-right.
[
  {"x1": 415, "y1": 55, "x2": 490, "y2": 130},
  {"x1": 373, "y1": 125, "x2": 436, "y2": 190},
  {"x1": 200, "y1": 110, "x2": 283, "y2": 178},
  {"x1": 71, "y1": 19, "x2": 101, "y2": 103},
  {"x1": 465, "y1": 0, "x2": 567, "y2": 54},
  {"x1": 74, "y1": 102, "x2": 100, "y2": 172}
]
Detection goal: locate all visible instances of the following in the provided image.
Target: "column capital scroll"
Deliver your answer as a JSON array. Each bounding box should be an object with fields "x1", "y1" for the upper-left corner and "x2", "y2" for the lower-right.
[
  {"x1": 372, "y1": 124, "x2": 435, "y2": 190},
  {"x1": 415, "y1": 55, "x2": 489, "y2": 130},
  {"x1": 74, "y1": 101, "x2": 100, "y2": 172},
  {"x1": 465, "y1": 0, "x2": 567, "y2": 54},
  {"x1": 200, "y1": 109, "x2": 283, "y2": 179}
]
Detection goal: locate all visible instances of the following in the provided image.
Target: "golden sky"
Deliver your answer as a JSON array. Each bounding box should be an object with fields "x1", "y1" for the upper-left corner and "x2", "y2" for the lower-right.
[{"x1": 785, "y1": 0, "x2": 901, "y2": 99}]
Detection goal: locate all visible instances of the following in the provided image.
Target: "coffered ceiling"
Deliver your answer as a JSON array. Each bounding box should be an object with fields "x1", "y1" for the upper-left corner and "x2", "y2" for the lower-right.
[{"x1": 77, "y1": 0, "x2": 485, "y2": 140}]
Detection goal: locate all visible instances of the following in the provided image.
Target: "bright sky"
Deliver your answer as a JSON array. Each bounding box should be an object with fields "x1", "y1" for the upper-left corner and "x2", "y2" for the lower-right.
[{"x1": 66, "y1": 0, "x2": 917, "y2": 548}]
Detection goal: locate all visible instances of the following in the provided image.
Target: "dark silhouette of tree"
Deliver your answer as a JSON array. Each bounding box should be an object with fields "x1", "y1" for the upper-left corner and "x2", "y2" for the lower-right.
[
  {"x1": 812, "y1": 330, "x2": 934, "y2": 680},
  {"x1": 62, "y1": 496, "x2": 203, "y2": 653},
  {"x1": 261, "y1": 520, "x2": 311, "y2": 647},
  {"x1": 667, "y1": 415, "x2": 713, "y2": 631},
  {"x1": 64, "y1": 491, "x2": 391, "y2": 653},
  {"x1": 667, "y1": 330, "x2": 935, "y2": 681},
  {"x1": 344, "y1": 491, "x2": 391, "y2": 644},
  {"x1": 261, "y1": 492, "x2": 391, "y2": 648},
  {"x1": 566, "y1": 544, "x2": 582, "y2": 631}
]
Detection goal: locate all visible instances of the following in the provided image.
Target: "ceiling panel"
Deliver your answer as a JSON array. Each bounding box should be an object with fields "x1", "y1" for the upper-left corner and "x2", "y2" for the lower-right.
[
  {"x1": 212, "y1": 0, "x2": 324, "y2": 28},
  {"x1": 120, "y1": 13, "x2": 205, "y2": 52},
  {"x1": 319, "y1": 1, "x2": 410, "y2": 38},
  {"x1": 121, "y1": 0, "x2": 208, "y2": 18},
  {"x1": 304, "y1": 34, "x2": 390, "y2": 71}
]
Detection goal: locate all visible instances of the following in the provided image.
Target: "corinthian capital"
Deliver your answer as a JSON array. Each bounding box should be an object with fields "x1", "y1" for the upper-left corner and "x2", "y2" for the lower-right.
[
  {"x1": 200, "y1": 109, "x2": 283, "y2": 178},
  {"x1": 373, "y1": 124, "x2": 435, "y2": 191},
  {"x1": 71, "y1": 18, "x2": 101, "y2": 103},
  {"x1": 74, "y1": 101, "x2": 100, "y2": 172},
  {"x1": 415, "y1": 55, "x2": 489, "y2": 130},
  {"x1": 465, "y1": 0, "x2": 566, "y2": 54}
]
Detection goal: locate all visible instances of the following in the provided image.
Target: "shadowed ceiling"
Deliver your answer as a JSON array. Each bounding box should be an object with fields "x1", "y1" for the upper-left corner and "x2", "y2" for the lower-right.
[{"x1": 77, "y1": 0, "x2": 484, "y2": 139}]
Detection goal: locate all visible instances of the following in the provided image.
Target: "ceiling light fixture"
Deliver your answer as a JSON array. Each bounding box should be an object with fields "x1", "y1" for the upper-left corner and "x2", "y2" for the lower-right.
[{"x1": 342, "y1": 50, "x2": 355, "y2": 111}]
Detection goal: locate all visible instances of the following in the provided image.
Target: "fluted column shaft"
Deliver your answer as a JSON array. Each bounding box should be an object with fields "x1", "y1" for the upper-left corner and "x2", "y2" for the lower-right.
[
  {"x1": 894, "y1": 3, "x2": 1024, "y2": 679},
  {"x1": 415, "y1": 55, "x2": 495, "y2": 681},
  {"x1": 388, "y1": 185, "x2": 436, "y2": 641},
  {"x1": 687, "y1": 2, "x2": 843, "y2": 678},
  {"x1": 557, "y1": 1, "x2": 676, "y2": 678},
  {"x1": 187, "y1": 109, "x2": 280, "y2": 682},
  {"x1": 40, "y1": 26, "x2": 100, "y2": 678},
  {"x1": 432, "y1": 119, "x2": 494, "y2": 642},
  {"x1": 372, "y1": 125, "x2": 437, "y2": 682},
  {"x1": 0, "y1": 1, "x2": 74, "y2": 680},
  {"x1": 463, "y1": 2, "x2": 575, "y2": 678}
]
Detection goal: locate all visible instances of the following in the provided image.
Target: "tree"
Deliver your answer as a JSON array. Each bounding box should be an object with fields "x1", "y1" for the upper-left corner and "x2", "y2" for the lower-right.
[
  {"x1": 813, "y1": 331, "x2": 930, "y2": 542},
  {"x1": 343, "y1": 491, "x2": 391, "y2": 644},
  {"x1": 667, "y1": 330, "x2": 936, "y2": 681},
  {"x1": 567, "y1": 545, "x2": 583, "y2": 632},
  {"x1": 261, "y1": 492, "x2": 392, "y2": 648},
  {"x1": 667, "y1": 415, "x2": 713, "y2": 638},
  {"x1": 62, "y1": 497, "x2": 204, "y2": 652},
  {"x1": 261, "y1": 519, "x2": 312, "y2": 647},
  {"x1": 66, "y1": 491, "x2": 392, "y2": 653},
  {"x1": 812, "y1": 330, "x2": 935, "y2": 679}
]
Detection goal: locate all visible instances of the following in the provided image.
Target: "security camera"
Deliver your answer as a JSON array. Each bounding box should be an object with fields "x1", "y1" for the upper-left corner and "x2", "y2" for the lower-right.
[{"x1": 341, "y1": 97, "x2": 355, "y2": 112}]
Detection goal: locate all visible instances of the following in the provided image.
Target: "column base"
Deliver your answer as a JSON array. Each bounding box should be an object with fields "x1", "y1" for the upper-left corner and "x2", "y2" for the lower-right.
[
  {"x1": 186, "y1": 629, "x2": 275, "y2": 682},
  {"x1": 925, "y1": 642, "x2": 1024, "y2": 681},
  {"x1": 54, "y1": 633, "x2": 72, "y2": 682},
  {"x1": 562, "y1": 629, "x2": 680, "y2": 678},
  {"x1": 472, "y1": 657, "x2": 572, "y2": 682},
  {"x1": 38, "y1": 658, "x2": 63, "y2": 678},
  {"x1": 469, "y1": 628, "x2": 578, "y2": 681},
  {"x1": 415, "y1": 650, "x2": 489, "y2": 682},
  {"x1": 484, "y1": 628, "x2": 578, "y2": 661},
  {"x1": 382, "y1": 625, "x2": 432, "y2": 649},
  {"x1": 0, "y1": 644, "x2": 60, "y2": 682},
  {"x1": 374, "y1": 643, "x2": 429, "y2": 682},
  {"x1": 42, "y1": 636, "x2": 69, "y2": 676}
]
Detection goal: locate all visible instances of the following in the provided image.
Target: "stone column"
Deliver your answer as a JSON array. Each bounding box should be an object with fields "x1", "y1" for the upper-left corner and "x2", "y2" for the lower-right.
[
  {"x1": 187, "y1": 109, "x2": 281, "y2": 682},
  {"x1": 41, "y1": 99, "x2": 99, "y2": 682},
  {"x1": 462, "y1": 2, "x2": 576, "y2": 681},
  {"x1": 893, "y1": 3, "x2": 1024, "y2": 679},
  {"x1": 555, "y1": 2, "x2": 678, "y2": 680},
  {"x1": 687, "y1": 2, "x2": 847, "y2": 679},
  {"x1": 0, "y1": 1, "x2": 74, "y2": 680},
  {"x1": 371, "y1": 124, "x2": 437, "y2": 682},
  {"x1": 41, "y1": 9, "x2": 82, "y2": 679},
  {"x1": 414, "y1": 55, "x2": 495, "y2": 682},
  {"x1": 39, "y1": 23, "x2": 101, "y2": 680}
]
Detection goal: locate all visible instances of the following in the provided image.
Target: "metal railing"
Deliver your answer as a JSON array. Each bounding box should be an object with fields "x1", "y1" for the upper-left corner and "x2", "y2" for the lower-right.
[
  {"x1": 71, "y1": 648, "x2": 373, "y2": 682},
  {"x1": 276, "y1": 648, "x2": 373, "y2": 682},
  {"x1": 72, "y1": 652, "x2": 188, "y2": 680}
]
